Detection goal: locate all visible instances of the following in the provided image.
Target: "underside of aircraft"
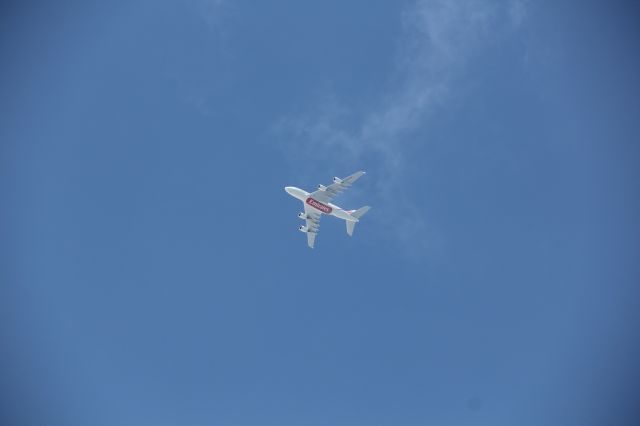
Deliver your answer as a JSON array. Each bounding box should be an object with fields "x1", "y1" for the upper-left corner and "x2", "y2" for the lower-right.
[{"x1": 285, "y1": 171, "x2": 370, "y2": 248}]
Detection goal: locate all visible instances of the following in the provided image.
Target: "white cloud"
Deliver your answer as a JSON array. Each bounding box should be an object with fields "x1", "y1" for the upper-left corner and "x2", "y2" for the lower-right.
[{"x1": 275, "y1": 0, "x2": 527, "y2": 255}]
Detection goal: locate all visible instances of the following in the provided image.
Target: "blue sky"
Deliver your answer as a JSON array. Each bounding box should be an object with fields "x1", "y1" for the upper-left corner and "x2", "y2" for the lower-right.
[{"x1": 2, "y1": 1, "x2": 640, "y2": 425}]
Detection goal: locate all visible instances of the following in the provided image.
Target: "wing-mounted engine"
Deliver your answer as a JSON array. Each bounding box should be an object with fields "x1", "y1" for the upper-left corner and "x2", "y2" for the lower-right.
[
  {"x1": 333, "y1": 177, "x2": 342, "y2": 184},
  {"x1": 298, "y1": 225, "x2": 312, "y2": 233},
  {"x1": 298, "y1": 212, "x2": 308, "y2": 220},
  {"x1": 317, "y1": 184, "x2": 326, "y2": 190}
]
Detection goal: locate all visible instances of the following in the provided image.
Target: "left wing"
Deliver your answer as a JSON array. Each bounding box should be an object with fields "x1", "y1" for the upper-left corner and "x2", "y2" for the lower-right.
[
  {"x1": 304, "y1": 203, "x2": 322, "y2": 248},
  {"x1": 309, "y1": 171, "x2": 365, "y2": 203}
]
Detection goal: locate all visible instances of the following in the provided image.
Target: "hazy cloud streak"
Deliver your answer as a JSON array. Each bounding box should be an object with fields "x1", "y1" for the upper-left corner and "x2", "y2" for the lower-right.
[{"x1": 275, "y1": 0, "x2": 526, "y2": 254}]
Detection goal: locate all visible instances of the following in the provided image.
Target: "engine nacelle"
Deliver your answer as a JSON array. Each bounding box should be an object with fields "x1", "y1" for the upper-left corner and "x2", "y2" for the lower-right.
[
  {"x1": 298, "y1": 225, "x2": 308, "y2": 233},
  {"x1": 298, "y1": 212, "x2": 308, "y2": 220},
  {"x1": 333, "y1": 176, "x2": 342, "y2": 184},
  {"x1": 318, "y1": 184, "x2": 326, "y2": 190}
]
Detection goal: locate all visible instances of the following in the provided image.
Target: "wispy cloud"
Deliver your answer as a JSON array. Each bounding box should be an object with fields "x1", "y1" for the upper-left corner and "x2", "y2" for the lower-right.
[
  {"x1": 508, "y1": 0, "x2": 529, "y2": 29},
  {"x1": 193, "y1": 0, "x2": 226, "y2": 29},
  {"x1": 274, "y1": 0, "x2": 527, "y2": 256},
  {"x1": 166, "y1": 0, "x2": 231, "y2": 116}
]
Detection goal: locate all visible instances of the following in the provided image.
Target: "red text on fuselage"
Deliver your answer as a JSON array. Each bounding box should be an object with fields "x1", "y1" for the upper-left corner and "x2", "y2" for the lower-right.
[{"x1": 306, "y1": 197, "x2": 332, "y2": 214}]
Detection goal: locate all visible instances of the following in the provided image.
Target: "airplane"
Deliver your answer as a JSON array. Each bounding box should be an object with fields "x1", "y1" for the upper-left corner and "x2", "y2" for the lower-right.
[{"x1": 285, "y1": 171, "x2": 370, "y2": 248}]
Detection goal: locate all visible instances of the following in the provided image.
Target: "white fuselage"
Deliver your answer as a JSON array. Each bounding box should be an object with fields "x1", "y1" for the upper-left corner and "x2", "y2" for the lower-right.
[{"x1": 284, "y1": 186, "x2": 357, "y2": 222}]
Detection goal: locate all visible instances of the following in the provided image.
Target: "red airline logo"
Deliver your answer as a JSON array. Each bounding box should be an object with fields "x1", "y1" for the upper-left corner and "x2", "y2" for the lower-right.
[{"x1": 306, "y1": 197, "x2": 332, "y2": 214}]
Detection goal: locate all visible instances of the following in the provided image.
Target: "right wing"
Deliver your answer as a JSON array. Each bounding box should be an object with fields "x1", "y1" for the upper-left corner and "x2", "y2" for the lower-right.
[{"x1": 304, "y1": 203, "x2": 322, "y2": 248}]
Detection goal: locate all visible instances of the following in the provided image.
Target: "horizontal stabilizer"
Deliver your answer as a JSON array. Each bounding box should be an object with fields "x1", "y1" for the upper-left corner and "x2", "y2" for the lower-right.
[
  {"x1": 346, "y1": 206, "x2": 371, "y2": 236},
  {"x1": 351, "y1": 206, "x2": 370, "y2": 219}
]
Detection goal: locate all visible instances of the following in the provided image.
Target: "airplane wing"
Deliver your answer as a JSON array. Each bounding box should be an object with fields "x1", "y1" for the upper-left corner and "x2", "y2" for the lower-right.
[
  {"x1": 310, "y1": 171, "x2": 365, "y2": 203},
  {"x1": 304, "y1": 203, "x2": 322, "y2": 248}
]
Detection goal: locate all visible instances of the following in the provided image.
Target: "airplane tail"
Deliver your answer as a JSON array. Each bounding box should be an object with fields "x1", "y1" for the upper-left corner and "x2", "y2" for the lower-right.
[{"x1": 346, "y1": 206, "x2": 371, "y2": 236}]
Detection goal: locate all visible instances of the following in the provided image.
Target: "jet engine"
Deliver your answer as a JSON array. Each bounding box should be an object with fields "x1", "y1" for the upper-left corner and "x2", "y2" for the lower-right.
[
  {"x1": 333, "y1": 176, "x2": 342, "y2": 184},
  {"x1": 298, "y1": 212, "x2": 308, "y2": 219},
  {"x1": 298, "y1": 225, "x2": 308, "y2": 233},
  {"x1": 317, "y1": 184, "x2": 326, "y2": 190}
]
